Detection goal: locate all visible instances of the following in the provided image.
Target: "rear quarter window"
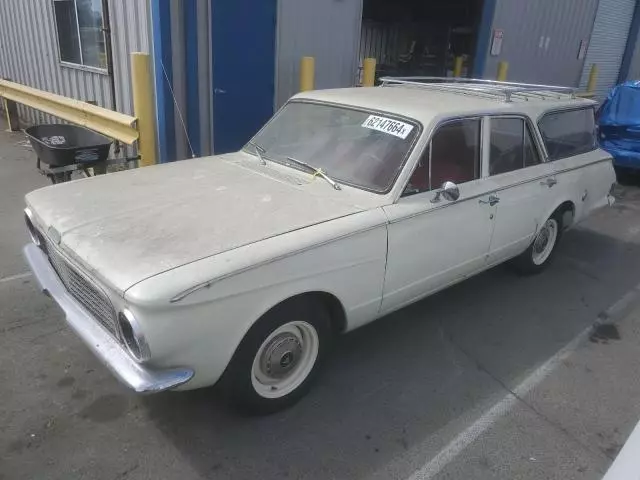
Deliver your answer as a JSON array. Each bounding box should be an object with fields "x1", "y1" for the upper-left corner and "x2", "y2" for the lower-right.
[{"x1": 538, "y1": 108, "x2": 597, "y2": 160}]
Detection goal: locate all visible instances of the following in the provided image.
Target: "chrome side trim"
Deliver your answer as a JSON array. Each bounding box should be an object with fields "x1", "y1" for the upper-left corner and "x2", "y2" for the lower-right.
[
  {"x1": 24, "y1": 244, "x2": 193, "y2": 393},
  {"x1": 389, "y1": 156, "x2": 613, "y2": 224},
  {"x1": 170, "y1": 222, "x2": 388, "y2": 303},
  {"x1": 171, "y1": 156, "x2": 613, "y2": 303}
]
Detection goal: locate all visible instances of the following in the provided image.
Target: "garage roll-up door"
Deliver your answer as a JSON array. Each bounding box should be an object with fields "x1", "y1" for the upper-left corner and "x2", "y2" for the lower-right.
[{"x1": 579, "y1": 0, "x2": 636, "y2": 100}]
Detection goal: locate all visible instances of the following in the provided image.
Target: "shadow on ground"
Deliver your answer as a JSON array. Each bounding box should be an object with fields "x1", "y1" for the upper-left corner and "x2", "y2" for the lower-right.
[{"x1": 141, "y1": 221, "x2": 640, "y2": 479}]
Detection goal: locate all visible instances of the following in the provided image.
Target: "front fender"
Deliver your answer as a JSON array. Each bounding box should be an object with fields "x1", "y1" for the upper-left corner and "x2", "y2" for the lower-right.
[{"x1": 124, "y1": 209, "x2": 388, "y2": 389}]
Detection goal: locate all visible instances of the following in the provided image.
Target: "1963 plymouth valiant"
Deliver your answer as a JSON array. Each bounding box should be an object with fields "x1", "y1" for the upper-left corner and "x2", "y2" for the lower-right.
[{"x1": 23, "y1": 78, "x2": 616, "y2": 413}]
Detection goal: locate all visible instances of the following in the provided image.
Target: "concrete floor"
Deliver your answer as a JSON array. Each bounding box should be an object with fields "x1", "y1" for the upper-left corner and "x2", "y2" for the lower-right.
[{"x1": 2, "y1": 122, "x2": 640, "y2": 480}]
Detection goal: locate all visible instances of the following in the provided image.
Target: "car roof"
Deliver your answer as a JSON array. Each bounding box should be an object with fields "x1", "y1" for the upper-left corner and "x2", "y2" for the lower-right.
[{"x1": 294, "y1": 86, "x2": 597, "y2": 127}]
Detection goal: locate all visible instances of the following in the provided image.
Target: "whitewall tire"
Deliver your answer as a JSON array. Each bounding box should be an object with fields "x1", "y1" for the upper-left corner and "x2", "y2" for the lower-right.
[
  {"x1": 512, "y1": 211, "x2": 563, "y2": 274},
  {"x1": 218, "y1": 298, "x2": 331, "y2": 415}
]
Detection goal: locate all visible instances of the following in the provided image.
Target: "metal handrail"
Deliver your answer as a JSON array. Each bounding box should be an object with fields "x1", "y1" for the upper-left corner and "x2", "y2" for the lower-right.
[
  {"x1": 0, "y1": 79, "x2": 138, "y2": 144},
  {"x1": 379, "y1": 76, "x2": 576, "y2": 102}
]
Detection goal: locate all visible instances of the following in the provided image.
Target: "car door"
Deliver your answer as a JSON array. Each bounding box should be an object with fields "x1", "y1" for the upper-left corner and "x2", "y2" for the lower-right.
[
  {"x1": 484, "y1": 116, "x2": 557, "y2": 265},
  {"x1": 381, "y1": 117, "x2": 497, "y2": 314}
]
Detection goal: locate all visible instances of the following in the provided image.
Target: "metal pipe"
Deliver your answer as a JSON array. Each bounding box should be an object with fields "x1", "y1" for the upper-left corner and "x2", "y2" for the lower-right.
[
  {"x1": 101, "y1": 0, "x2": 117, "y2": 111},
  {"x1": 101, "y1": 0, "x2": 120, "y2": 152}
]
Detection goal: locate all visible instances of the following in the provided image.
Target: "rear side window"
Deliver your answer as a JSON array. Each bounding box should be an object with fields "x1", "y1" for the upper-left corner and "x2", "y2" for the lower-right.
[{"x1": 538, "y1": 108, "x2": 597, "y2": 160}]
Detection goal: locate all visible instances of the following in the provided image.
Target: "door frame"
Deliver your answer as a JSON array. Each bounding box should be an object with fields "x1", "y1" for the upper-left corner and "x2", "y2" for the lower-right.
[
  {"x1": 482, "y1": 113, "x2": 556, "y2": 263},
  {"x1": 381, "y1": 115, "x2": 497, "y2": 313}
]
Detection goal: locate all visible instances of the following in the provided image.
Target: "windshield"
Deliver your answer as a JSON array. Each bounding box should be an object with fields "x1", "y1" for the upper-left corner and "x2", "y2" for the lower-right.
[{"x1": 246, "y1": 101, "x2": 420, "y2": 193}]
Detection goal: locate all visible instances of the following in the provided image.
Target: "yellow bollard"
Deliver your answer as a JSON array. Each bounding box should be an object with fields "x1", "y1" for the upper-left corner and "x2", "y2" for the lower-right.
[
  {"x1": 362, "y1": 58, "x2": 377, "y2": 87},
  {"x1": 300, "y1": 57, "x2": 315, "y2": 92},
  {"x1": 131, "y1": 52, "x2": 157, "y2": 166},
  {"x1": 497, "y1": 61, "x2": 509, "y2": 81},
  {"x1": 453, "y1": 56, "x2": 464, "y2": 78},
  {"x1": 587, "y1": 64, "x2": 598, "y2": 94}
]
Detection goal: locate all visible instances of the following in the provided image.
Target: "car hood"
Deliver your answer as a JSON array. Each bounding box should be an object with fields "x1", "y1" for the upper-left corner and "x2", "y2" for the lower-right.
[{"x1": 25, "y1": 153, "x2": 365, "y2": 293}]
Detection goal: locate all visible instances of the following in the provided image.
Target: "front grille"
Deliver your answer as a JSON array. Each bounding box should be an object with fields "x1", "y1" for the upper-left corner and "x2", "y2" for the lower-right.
[{"x1": 42, "y1": 236, "x2": 118, "y2": 336}]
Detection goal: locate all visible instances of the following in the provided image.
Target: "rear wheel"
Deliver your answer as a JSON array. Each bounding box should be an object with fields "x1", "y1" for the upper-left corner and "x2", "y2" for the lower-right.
[
  {"x1": 219, "y1": 298, "x2": 331, "y2": 415},
  {"x1": 511, "y1": 211, "x2": 562, "y2": 274}
]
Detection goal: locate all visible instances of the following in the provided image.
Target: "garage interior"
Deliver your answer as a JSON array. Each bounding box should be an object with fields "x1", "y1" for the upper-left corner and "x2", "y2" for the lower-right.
[{"x1": 359, "y1": 0, "x2": 485, "y2": 82}]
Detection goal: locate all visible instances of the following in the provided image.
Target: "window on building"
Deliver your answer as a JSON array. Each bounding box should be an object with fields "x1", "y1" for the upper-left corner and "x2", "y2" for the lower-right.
[
  {"x1": 538, "y1": 108, "x2": 598, "y2": 160},
  {"x1": 489, "y1": 117, "x2": 541, "y2": 175},
  {"x1": 53, "y1": 0, "x2": 106, "y2": 69}
]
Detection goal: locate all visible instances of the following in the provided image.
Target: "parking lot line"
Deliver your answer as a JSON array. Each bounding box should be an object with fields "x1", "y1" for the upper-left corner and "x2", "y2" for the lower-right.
[
  {"x1": 406, "y1": 278, "x2": 640, "y2": 480},
  {"x1": 602, "y1": 419, "x2": 640, "y2": 480},
  {"x1": 0, "y1": 272, "x2": 32, "y2": 284},
  {"x1": 406, "y1": 323, "x2": 594, "y2": 480}
]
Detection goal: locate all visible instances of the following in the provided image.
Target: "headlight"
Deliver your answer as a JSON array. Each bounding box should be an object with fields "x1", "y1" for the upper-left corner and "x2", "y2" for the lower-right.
[
  {"x1": 117, "y1": 309, "x2": 151, "y2": 362},
  {"x1": 24, "y1": 208, "x2": 41, "y2": 247}
]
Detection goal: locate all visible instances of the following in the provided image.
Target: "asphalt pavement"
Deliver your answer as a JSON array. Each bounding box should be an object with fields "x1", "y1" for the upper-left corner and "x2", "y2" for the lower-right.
[{"x1": 2, "y1": 121, "x2": 640, "y2": 480}]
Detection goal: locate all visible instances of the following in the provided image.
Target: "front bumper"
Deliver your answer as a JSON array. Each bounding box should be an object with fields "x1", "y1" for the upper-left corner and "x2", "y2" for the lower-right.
[{"x1": 23, "y1": 243, "x2": 193, "y2": 393}]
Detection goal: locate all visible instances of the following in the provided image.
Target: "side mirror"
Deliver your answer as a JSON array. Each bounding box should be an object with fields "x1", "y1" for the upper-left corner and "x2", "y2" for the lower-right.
[{"x1": 431, "y1": 181, "x2": 460, "y2": 204}]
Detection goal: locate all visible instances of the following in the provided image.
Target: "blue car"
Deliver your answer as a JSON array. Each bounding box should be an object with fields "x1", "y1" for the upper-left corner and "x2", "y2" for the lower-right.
[{"x1": 598, "y1": 81, "x2": 640, "y2": 172}]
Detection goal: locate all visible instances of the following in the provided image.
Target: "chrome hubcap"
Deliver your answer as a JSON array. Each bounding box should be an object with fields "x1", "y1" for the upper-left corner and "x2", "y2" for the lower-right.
[
  {"x1": 251, "y1": 321, "x2": 319, "y2": 399},
  {"x1": 258, "y1": 333, "x2": 303, "y2": 380},
  {"x1": 534, "y1": 227, "x2": 551, "y2": 254},
  {"x1": 532, "y1": 219, "x2": 558, "y2": 266}
]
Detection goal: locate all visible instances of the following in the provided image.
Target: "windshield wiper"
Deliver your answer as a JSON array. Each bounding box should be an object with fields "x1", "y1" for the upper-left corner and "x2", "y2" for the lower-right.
[
  {"x1": 248, "y1": 141, "x2": 267, "y2": 165},
  {"x1": 286, "y1": 156, "x2": 341, "y2": 190}
]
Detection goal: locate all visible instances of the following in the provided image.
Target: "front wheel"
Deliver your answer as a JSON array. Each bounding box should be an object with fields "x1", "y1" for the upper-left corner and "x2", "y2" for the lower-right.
[
  {"x1": 511, "y1": 212, "x2": 562, "y2": 274},
  {"x1": 218, "y1": 298, "x2": 331, "y2": 415}
]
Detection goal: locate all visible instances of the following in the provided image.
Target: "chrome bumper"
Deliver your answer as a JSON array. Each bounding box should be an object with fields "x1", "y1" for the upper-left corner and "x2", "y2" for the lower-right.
[{"x1": 23, "y1": 243, "x2": 193, "y2": 393}]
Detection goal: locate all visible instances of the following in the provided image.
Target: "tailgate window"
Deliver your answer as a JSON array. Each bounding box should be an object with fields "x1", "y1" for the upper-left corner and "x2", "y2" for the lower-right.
[{"x1": 538, "y1": 108, "x2": 597, "y2": 160}]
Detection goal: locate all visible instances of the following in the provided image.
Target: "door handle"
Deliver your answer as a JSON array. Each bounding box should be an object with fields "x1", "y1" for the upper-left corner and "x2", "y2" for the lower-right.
[
  {"x1": 540, "y1": 178, "x2": 558, "y2": 188},
  {"x1": 214, "y1": 88, "x2": 227, "y2": 94},
  {"x1": 479, "y1": 194, "x2": 500, "y2": 206}
]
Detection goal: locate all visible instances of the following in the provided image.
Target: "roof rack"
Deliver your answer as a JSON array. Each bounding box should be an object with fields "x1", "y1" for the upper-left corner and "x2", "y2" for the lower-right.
[{"x1": 379, "y1": 77, "x2": 576, "y2": 103}]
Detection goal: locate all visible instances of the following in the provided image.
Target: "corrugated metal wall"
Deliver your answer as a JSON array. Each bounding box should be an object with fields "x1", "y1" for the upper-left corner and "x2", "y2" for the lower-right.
[
  {"x1": 359, "y1": 21, "x2": 406, "y2": 67},
  {"x1": 275, "y1": 0, "x2": 363, "y2": 108},
  {"x1": 628, "y1": 36, "x2": 640, "y2": 80},
  {"x1": 109, "y1": 0, "x2": 152, "y2": 116},
  {"x1": 578, "y1": 0, "x2": 636, "y2": 100},
  {"x1": 0, "y1": 0, "x2": 149, "y2": 125},
  {"x1": 483, "y1": 0, "x2": 598, "y2": 86}
]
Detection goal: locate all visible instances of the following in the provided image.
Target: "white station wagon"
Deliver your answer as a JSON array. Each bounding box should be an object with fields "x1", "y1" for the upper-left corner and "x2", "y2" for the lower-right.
[{"x1": 23, "y1": 78, "x2": 616, "y2": 413}]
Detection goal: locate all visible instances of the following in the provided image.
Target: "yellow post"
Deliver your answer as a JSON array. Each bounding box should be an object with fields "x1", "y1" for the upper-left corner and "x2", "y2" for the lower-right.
[
  {"x1": 300, "y1": 56, "x2": 315, "y2": 92},
  {"x1": 587, "y1": 64, "x2": 598, "y2": 94},
  {"x1": 131, "y1": 52, "x2": 157, "y2": 166},
  {"x1": 497, "y1": 61, "x2": 509, "y2": 81},
  {"x1": 362, "y1": 58, "x2": 377, "y2": 87},
  {"x1": 453, "y1": 56, "x2": 464, "y2": 78}
]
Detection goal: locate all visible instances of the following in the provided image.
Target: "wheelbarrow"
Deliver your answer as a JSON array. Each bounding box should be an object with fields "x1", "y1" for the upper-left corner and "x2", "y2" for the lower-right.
[{"x1": 24, "y1": 124, "x2": 136, "y2": 184}]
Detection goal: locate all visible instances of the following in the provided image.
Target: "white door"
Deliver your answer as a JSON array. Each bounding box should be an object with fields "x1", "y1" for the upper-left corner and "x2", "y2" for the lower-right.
[
  {"x1": 485, "y1": 116, "x2": 557, "y2": 264},
  {"x1": 381, "y1": 117, "x2": 496, "y2": 314}
]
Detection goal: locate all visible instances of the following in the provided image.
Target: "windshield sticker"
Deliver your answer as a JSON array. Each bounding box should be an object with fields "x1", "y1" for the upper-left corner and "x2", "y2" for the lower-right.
[{"x1": 361, "y1": 115, "x2": 414, "y2": 139}]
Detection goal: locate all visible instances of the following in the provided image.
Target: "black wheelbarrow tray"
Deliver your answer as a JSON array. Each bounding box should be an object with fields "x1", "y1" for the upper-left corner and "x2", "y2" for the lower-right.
[{"x1": 24, "y1": 124, "x2": 112, "y2": 167}]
